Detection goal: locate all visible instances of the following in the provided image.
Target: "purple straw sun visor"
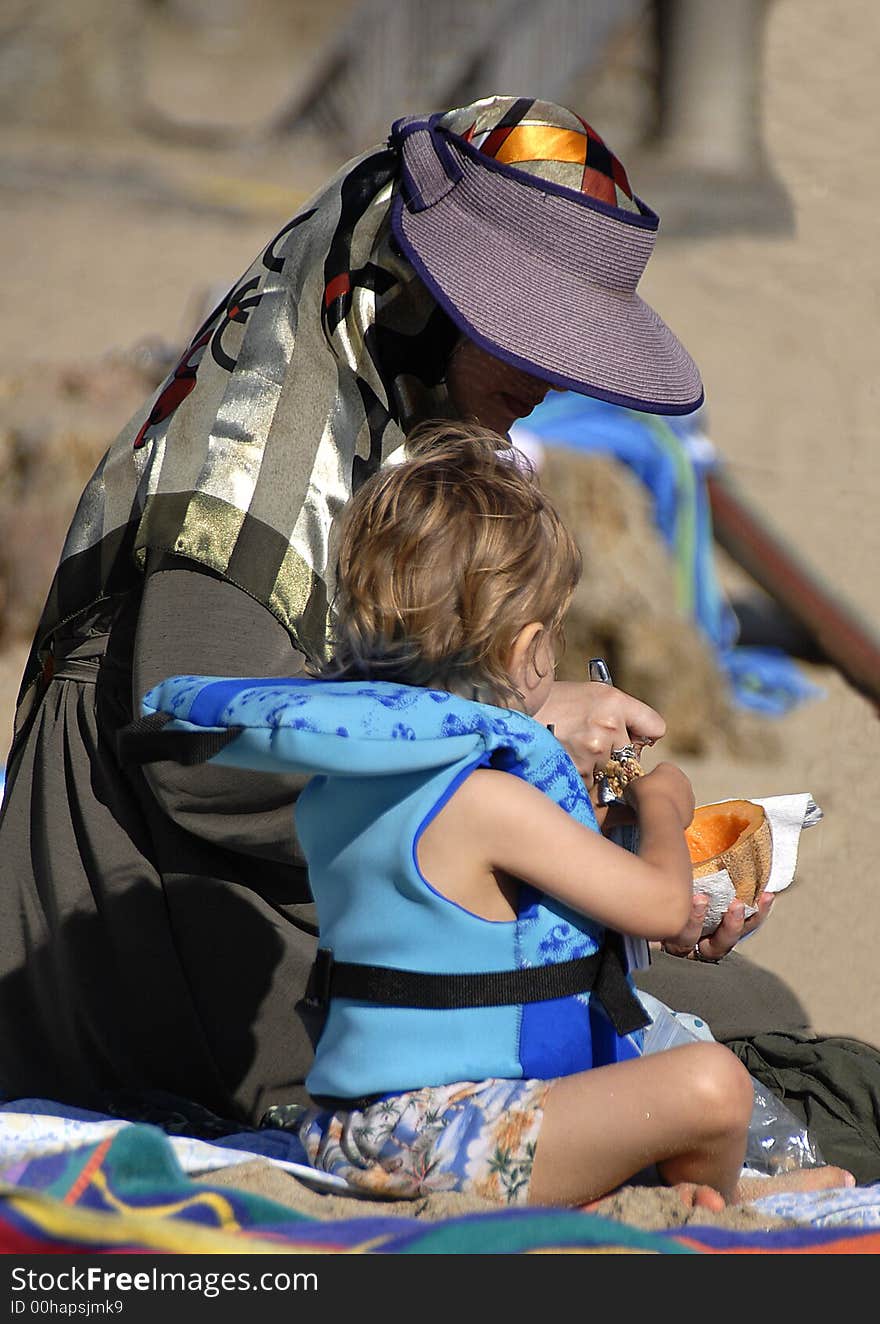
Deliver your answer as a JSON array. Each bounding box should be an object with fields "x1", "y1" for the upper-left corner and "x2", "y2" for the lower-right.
[{"x1": 390, "y1": 115, "x2": 703, "y2": 417}]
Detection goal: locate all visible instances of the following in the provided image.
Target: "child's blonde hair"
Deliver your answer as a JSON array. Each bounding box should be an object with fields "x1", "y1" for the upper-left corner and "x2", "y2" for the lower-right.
[{"x1": 326, "y1": 420, "x2": 582, "y2": 706}]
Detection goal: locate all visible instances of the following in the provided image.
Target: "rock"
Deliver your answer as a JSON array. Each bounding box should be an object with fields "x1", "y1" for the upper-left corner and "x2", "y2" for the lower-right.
[{"x1": 538, "y1": 445, "x2": 748, "y2": 754}]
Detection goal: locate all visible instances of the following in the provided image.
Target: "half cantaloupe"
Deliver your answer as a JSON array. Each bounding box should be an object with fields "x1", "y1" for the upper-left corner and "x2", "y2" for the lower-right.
[{"x1": 685, "y1": 800, "x2": 772, "y2": 906}]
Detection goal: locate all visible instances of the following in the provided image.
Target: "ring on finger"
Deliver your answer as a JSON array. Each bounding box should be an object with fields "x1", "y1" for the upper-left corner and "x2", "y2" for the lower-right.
[
  {"x1": 662, "y1": 942, "x2": 691, "y2": 959},
  {"x1": 691, "y1": 940, "x2": 720, "y2": 964}
]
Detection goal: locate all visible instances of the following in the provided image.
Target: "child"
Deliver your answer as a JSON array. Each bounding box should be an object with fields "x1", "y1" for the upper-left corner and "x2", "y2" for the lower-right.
[{"x1": 290, "y1": 418, "x2": 762, "y2": 1209}]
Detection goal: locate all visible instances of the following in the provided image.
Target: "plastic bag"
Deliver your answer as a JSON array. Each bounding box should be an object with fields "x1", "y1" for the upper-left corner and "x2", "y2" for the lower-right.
[
  {"x1": 745, "y1": 1079, "x2": 824, "y2": 1174},
  {"x1": 640, "y1": 992, "x2": 824, "y2": 1174}
]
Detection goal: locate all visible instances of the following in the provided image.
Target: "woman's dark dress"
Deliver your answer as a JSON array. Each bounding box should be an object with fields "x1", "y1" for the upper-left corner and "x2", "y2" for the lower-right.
[{"x1": 0, "y1": 556, "x2": 318, "y2": 1123}]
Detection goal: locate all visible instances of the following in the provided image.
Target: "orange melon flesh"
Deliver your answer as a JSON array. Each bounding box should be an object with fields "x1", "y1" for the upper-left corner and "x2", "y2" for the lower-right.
[{"x1": 685, "y1": 800, "x2": 771, "y2": 907}]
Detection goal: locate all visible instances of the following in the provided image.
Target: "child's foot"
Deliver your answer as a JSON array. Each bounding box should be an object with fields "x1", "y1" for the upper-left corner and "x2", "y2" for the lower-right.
[
  {"x1": 669, "y1": 1182, "x2": 726, "y2": 1213},
  {"x1": 580, "y1": 1181, "x2": 726, "y2": 1216},
  {"x1": 735, "y1": 1165, "x2": 856, "y2": 1204}
]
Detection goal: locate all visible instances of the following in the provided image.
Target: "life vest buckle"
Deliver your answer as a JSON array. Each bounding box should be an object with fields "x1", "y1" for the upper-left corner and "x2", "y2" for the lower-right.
[{"x1": 304, "y1": 947, "x2": 335, "y2": 1011}]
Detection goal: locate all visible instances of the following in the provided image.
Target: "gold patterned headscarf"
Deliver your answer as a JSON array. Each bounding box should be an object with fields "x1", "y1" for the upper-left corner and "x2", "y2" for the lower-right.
[{"x1": 21, "y1": 139, "x2": 456, "y2": 721}]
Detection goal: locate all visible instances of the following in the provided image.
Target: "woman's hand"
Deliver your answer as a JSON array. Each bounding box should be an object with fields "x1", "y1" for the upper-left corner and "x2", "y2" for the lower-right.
[
  {"x1": 535, "y1": 681, "x2": 666, "y2": 784},
  {"x1": 661, "y1": 888, "x2": 776, "y2": 963}
]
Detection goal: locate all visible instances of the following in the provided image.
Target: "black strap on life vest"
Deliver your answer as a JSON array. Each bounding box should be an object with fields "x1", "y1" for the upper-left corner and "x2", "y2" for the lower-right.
[
  {"x1": 117, "y1": 711, "x2": 244, "y2": 766},
  {"x1": 304, "y1": 934, "x2": 649, "y2": 1038}
]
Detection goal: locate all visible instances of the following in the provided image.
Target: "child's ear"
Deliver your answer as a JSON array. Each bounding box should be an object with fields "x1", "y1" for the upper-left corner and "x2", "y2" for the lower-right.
[{"x1": 507, "y1": 622, "x2": 545, "y2": 690}]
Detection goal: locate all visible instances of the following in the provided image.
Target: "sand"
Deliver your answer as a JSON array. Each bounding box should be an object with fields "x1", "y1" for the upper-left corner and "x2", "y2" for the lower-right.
[
  {"x1": 196, "y1": 1159, "x2": 798, "y2": 1233},
  {"x1": 1, "y1": 0, "x2": 879, "y2": 1233}
]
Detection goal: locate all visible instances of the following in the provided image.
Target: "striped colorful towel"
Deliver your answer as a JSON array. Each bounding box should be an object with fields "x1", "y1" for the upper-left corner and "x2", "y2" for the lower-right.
[{"x1": 1, "y1": 1119, "x2": 879, "y2": 1255}]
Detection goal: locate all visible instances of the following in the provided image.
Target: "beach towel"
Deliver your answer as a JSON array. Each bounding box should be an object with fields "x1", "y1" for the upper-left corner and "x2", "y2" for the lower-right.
[{"x1": 1, "y1": 1107, "x2": 880, "y2": 1254}]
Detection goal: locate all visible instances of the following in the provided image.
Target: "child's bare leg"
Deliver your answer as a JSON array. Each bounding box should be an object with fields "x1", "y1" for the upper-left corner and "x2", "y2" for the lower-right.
[
  {"x1": 735, "y1": 1167, "x2": 855, "y2": 1204},
  {"x1": 528, "y1": 1041, "x2": 753, "y2": 1207}
]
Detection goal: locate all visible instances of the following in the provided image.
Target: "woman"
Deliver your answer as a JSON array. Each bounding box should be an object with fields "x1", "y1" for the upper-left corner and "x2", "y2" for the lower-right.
[{"x1": 0, "y1": 96, "x2": 766, "y2": 1124}]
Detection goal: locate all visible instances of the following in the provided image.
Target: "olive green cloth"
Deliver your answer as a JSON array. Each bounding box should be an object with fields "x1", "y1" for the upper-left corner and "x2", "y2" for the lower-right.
[{"x1": 725, "y1": 1032, "x2": 880, "y2": 1186}]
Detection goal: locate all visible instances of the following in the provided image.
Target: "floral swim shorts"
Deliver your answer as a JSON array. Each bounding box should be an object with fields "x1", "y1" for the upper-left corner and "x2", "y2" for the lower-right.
[{"x1": 295, "y1": 1077, "x2": 553, "y2": 1205}]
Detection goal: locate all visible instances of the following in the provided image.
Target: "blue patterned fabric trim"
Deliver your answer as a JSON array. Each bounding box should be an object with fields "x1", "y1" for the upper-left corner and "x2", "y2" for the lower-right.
[{"x1": 142, "y1": 676, "x2": 598, "y2": 831}]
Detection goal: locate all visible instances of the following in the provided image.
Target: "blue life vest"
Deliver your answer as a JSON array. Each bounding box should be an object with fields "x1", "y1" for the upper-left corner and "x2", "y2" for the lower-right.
[{"x1": 127, "y1": 676, "x2": 648, "y2": 1100}]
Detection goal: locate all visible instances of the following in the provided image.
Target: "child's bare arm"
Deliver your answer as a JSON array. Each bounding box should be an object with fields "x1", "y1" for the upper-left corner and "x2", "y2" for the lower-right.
[
  {"x1": 446, "y1": 765, "x2": 694, "y2": 940},
  {"x1": 623, "y1": 762, "x2": 694, "y2": 875}
]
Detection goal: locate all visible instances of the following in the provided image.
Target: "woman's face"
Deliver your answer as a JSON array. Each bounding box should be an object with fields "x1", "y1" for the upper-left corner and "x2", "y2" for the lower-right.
[{"x1": 446, "y1": 337, "x2": 552, "y2": 436}]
